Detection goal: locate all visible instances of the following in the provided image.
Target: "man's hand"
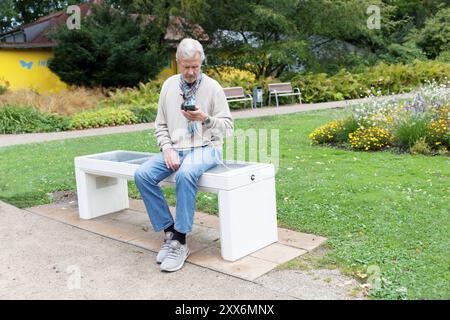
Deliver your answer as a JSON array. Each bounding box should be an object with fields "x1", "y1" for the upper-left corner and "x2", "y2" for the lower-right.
[
  {"x1": 163, "y1": 148, "x2": 180, "y2": 171},
  {"x1": 181, "y1": 107, "x2": 207, "y2": 122}
]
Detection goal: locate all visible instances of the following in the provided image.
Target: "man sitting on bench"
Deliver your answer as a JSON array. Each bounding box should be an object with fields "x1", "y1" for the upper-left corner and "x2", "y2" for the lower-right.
[{"x1": 134, "y1": 38, "x2": 234, "y2": 272}]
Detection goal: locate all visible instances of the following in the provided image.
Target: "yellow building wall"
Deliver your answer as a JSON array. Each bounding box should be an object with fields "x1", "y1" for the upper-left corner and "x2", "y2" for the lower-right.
[
  {"x1": 0, "y1": 48, "x2": 178, "y2": 93},
  {"x1": 0, "y1": 48, "x2": 67, "y2": 94},
  {"x1": 157, "y1": 51, "x2": 178, "y2": 80}
]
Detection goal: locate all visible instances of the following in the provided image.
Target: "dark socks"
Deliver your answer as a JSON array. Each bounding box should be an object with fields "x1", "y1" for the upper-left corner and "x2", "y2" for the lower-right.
[
  {"x1": 164, "y1": 223, "x2": 175, "y2": 233},
  {"x1": 163, "y1": 224, "x2": 186, "y2": 244},
  {"x1": 172, "y1": 229, "x2": 186, "y2": 245}
]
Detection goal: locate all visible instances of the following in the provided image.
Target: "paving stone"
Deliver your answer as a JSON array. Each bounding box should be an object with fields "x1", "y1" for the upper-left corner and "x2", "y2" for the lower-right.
[
  {"x1": 26, "y1": 200, "x2": 327, "y2": 281},
  {"x1": 250, "y1": 243, "x2": 307, "y2": 264},
  {"x1": 188, "y1": 246, "x2": 278, "y2": 281},
  {"x1": 278, "y1": 228, "x2": 327, "y2": 251}
]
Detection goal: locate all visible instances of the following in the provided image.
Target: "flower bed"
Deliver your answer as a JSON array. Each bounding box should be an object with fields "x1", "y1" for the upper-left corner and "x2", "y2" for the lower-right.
[{"x1": 309, "y1": 80, "x2": 450, "y2": 155}]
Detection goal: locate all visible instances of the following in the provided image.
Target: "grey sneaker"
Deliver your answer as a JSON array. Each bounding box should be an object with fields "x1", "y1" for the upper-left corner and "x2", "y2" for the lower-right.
[
  {"x1": 156, "y1": 231, "x2": 174, "y2": 264},
  {"x1": 160, "y1": 240, "x2": 190, "y2": 272}
]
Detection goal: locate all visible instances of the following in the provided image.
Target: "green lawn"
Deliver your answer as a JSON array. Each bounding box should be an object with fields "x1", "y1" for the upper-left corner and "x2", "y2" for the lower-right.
[{"x1": 1, "y1": 108, "x2": 449, "y2": 299}]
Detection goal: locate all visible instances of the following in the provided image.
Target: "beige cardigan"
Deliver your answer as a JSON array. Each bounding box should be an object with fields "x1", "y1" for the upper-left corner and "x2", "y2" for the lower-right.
[{"x1": 155, "y1": 73, "x2": 234, "y2": 151}]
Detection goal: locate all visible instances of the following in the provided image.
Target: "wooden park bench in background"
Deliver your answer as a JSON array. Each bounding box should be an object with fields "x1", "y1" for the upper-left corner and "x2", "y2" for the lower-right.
[
  {"x1": 268, "y1": 83, "x2": 302, "y2": 107},
  {"x1": 223, "y1": 87, "x2": 254, "y2": 109}
]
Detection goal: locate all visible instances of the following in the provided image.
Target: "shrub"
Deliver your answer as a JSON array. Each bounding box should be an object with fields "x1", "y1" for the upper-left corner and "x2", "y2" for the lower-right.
[
  {"x1": 308, "y1": 120, "x2": 344, "y2": 144},
  {"x1": 437, "y1": 50, "x2": 450, "y2": 62},
  {"x1": 206, "y1": 66, "x2": 257, "y2": 93},
  {"x1": 427, "y1": 117, "x2": 450, "y2": 149},
  {"x1": 335, "y1": 116, "x2": 360, "y2": 143},
  {"x1": 97, "y1": 81, "x2": 161, "y2": 123},
  {"x1": 444, "y1": 132, "x2": 450, "y2": 147},
  {"x1": 0, "y1": 78, "x2": 9, "y2": 95},
  {"x1": 392, "y1": 113, "x2": 432, "y2": 150},
  {"x1": 381, "y1": 43, "x2": 427, "y2": 64},
  {"x1": 101, "y1": 81, "x2": 161, "y2": 108},
  {"x1": 0, "y1": 86, "x2": 106, "y2": 115},
  {"x1": 416, "y1": 7, "x2": 450, "y2": 59},
  {"x1": 436, "y1": 146, "x2": 449, "y2": 156},
  {"x1": 48, "y1": 3, "x2": 166, "y2": 88},
  {"x1": 127, "y1": 103, "x2": 158, "y2": 123},
  {"x1": 410, "y1": 137, "x2": 432, "y2": 155},
  {"x1": 69, "y1": 107, "x2": 138, "y2": 130},
  {"x1": 309, "y1": 81, "x2": 449, "y2": 155},
  {"x1": 349, "y1": 127, "x2": 392, "y2": 151},
  {"x1": 309, "y1": 116, "x2": 359, "y2": 145},
  {"x1": 0, "y1": 105, "x2": 70, "y2": 134},
  {"x1": 290, "y1": 60, "x2": 450, "y2": 103},
  {"x1": 291, "y1": 72, "x2": 346, "y2": 103}
]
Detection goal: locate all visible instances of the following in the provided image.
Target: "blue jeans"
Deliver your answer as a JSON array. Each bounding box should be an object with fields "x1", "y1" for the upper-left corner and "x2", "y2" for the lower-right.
[{"x1": 134, "y1": 145, "x2": 222, "y2": 234}]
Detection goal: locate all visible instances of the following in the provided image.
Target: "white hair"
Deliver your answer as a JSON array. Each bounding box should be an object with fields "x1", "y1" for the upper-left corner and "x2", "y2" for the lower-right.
[{"x1": 176, "y1": 38, "x2": 205, "y2": 62}]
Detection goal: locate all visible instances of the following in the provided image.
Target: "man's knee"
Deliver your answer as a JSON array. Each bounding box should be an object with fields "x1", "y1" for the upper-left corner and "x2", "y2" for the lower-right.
[
  {"x1": 134, "y1": 167, "x2": 157, "y2": 185},
  {"x1": 175, "y1": 168, "x2": 197, "y2": 184},
  {"x1": 134, "y1": 167, "x2": 145, "y2": 184}
]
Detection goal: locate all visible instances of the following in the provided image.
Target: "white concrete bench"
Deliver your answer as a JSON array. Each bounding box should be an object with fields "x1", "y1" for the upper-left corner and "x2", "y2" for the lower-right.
[
  {"x1": 223, "y1": 87, "x2": 254, "y2": 109},
  {"x1": 74, "y1": 150, "x2": 278, "y2": 262},
  {"x1": 268, "y1": 83, "x2": 302, "y2": 107}
]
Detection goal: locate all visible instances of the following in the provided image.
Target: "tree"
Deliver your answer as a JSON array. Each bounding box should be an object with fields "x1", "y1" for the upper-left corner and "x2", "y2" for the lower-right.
[
  {"x1": 1, "y1": 0, "x2": 86, "y2": 33},
  {"x1": 106, "y1": 0, "x2": 208, "y2": 46},
  {"x1": 48, "y1": 2, "x2": 167, "y2": 88},
  {"x1": 0, "y1": 0, "x2": 18, "y2": 33},
  {"x1": 191, "y1": 0, "x2": 308, "y2": 78},
  {"x1": 416, "y1": 7, "x2": 450, "y2": 59},
  {"x1": 383, "y1": 0, "x2": 447, "y2": 29},
  {"x1": 198, "y1": 0, "x2": 393, "y2": 76}
]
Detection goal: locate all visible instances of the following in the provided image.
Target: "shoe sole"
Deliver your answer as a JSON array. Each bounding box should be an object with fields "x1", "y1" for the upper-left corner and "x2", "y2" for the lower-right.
[{"x1": 160, "y1": 249, "x2": 190, "y2": 272}]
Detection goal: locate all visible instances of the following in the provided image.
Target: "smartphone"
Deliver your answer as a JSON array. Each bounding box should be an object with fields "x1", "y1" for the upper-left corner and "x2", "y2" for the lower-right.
[
  {"x1": 182, "y1": 103, "x2": 197, "y2": 111},
  {"x1": 181, "y1": 96, "x2": 197, "y2": 111}
]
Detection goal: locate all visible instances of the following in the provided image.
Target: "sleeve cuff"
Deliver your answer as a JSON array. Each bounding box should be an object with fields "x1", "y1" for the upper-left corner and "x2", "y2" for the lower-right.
[
  {"x1": 204, "y1": 116, "x2": 215, "y2": 129},
  {"x1": 161, "y1": 143, "x2": 173, "y2": 152}
]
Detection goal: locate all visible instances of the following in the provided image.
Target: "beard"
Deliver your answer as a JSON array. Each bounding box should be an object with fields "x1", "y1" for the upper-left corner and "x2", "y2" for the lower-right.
[{"x1": 183, "y1": 72, "x2": 200, "y2": 84}]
